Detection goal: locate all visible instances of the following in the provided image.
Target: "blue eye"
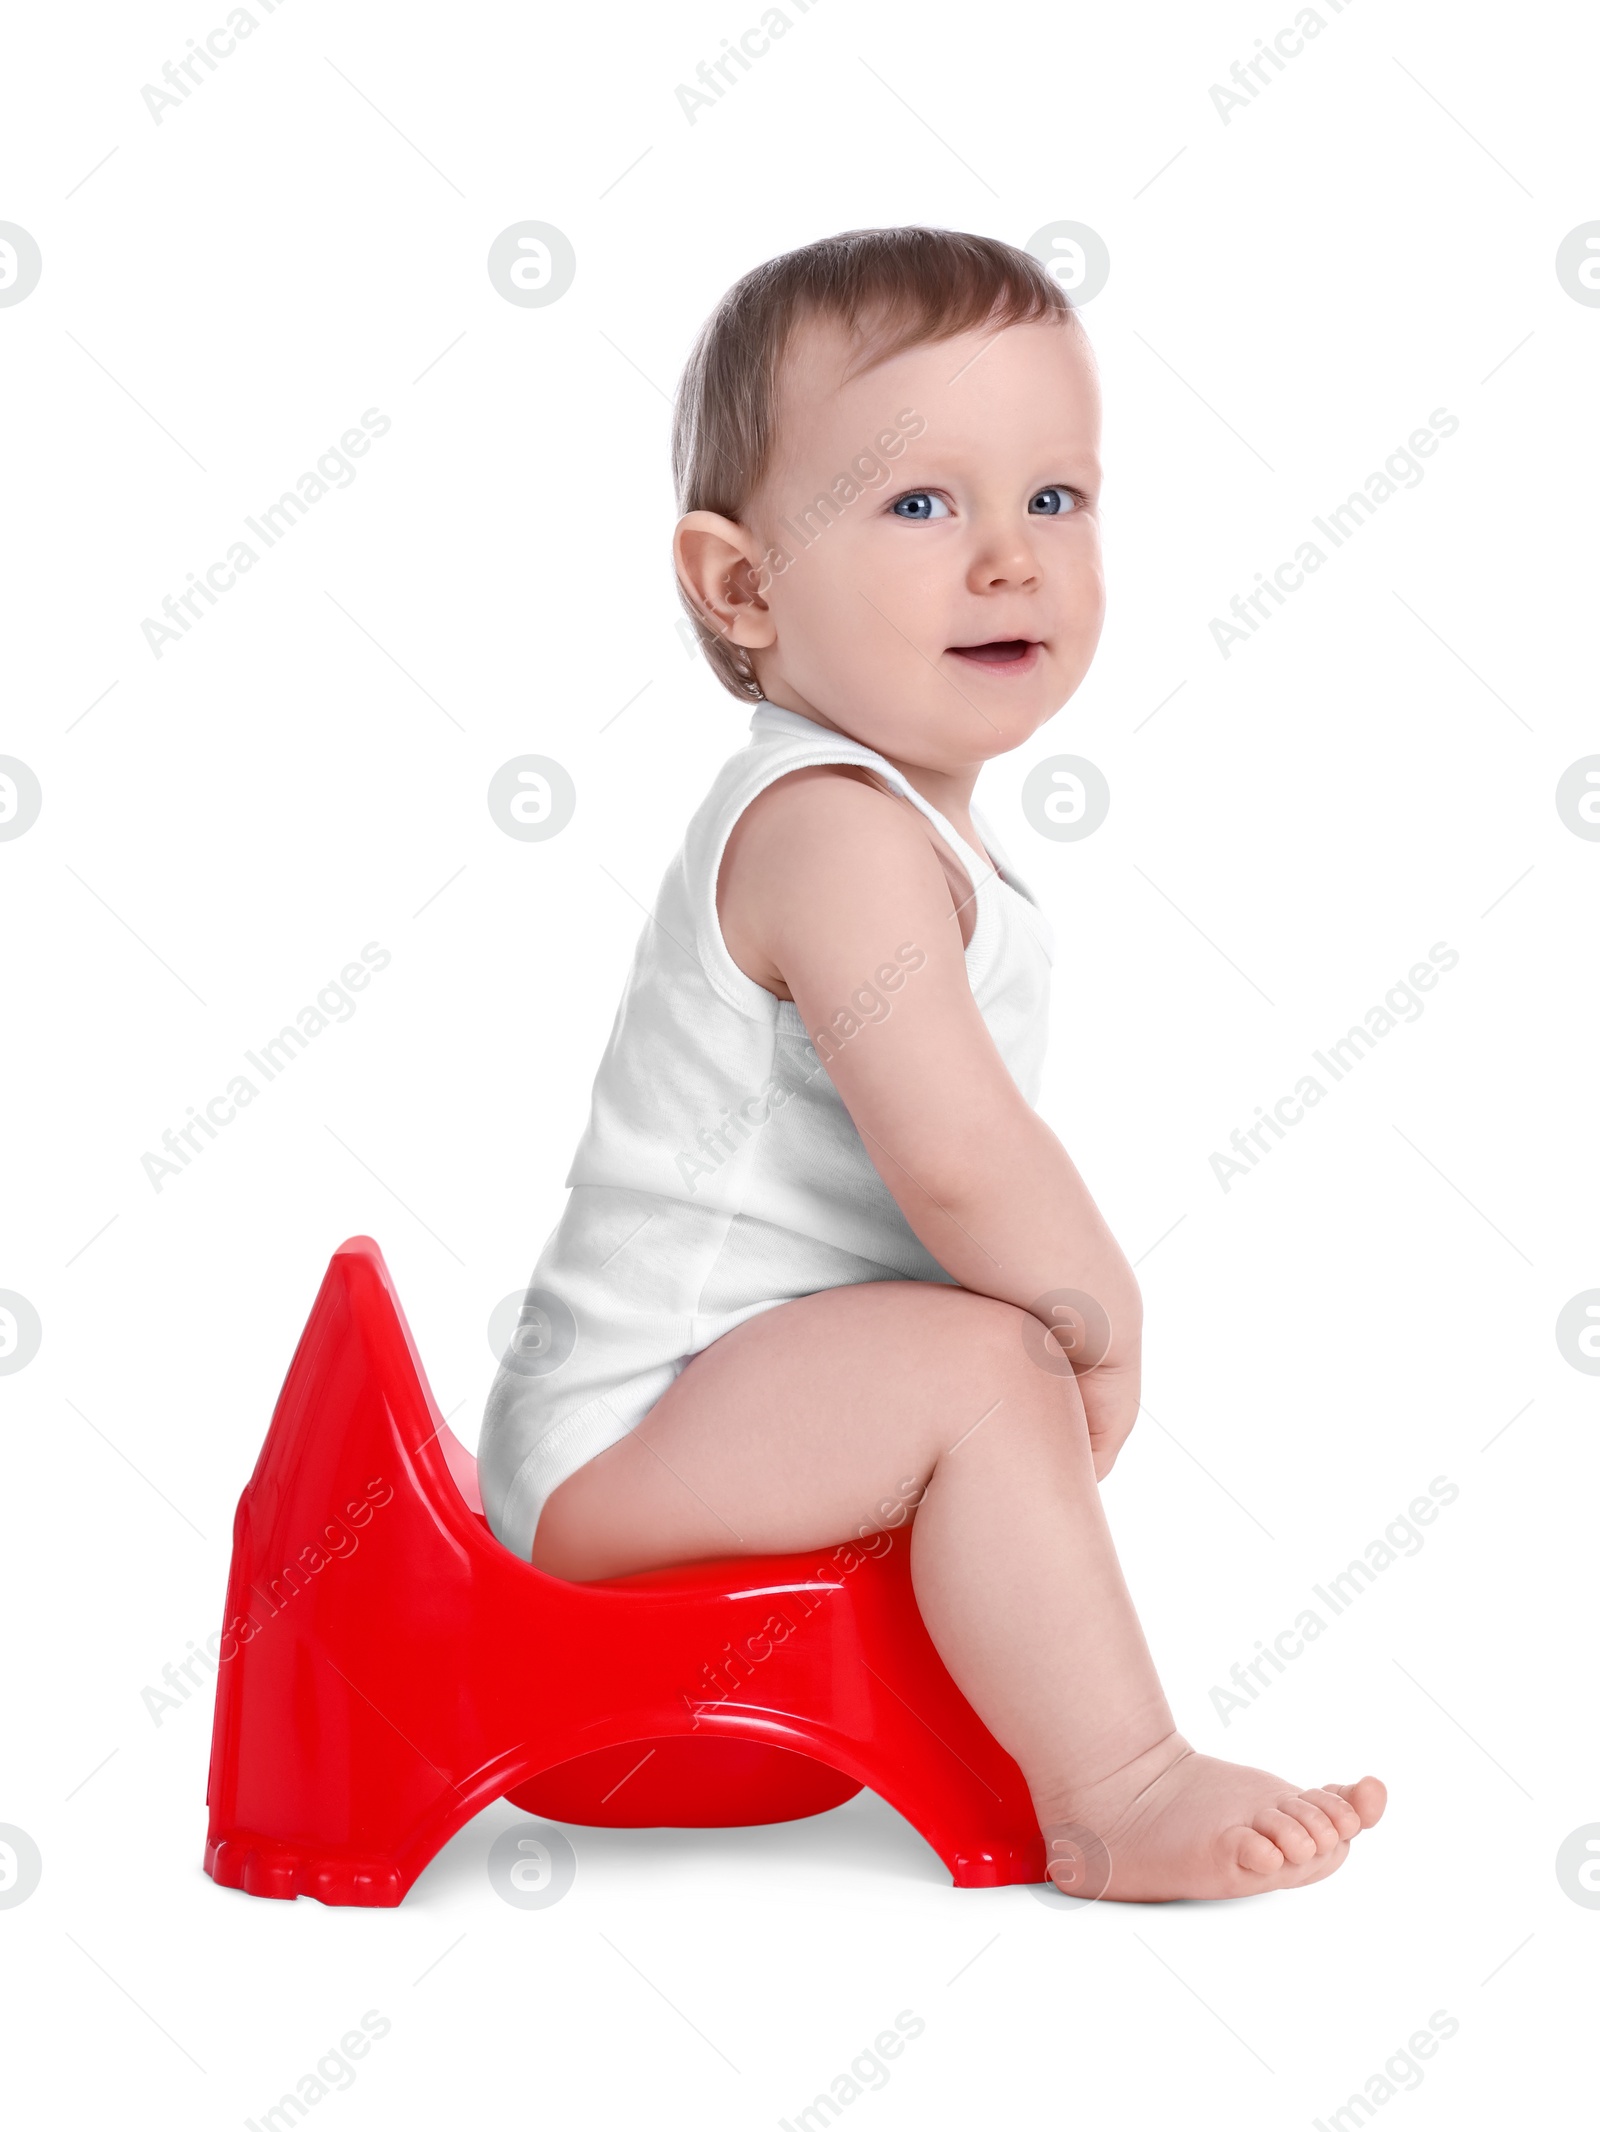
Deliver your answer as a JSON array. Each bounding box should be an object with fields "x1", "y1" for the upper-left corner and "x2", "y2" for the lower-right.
[
  {"x1": 890, "y1": 491, "x2": 951, "y2": 520},
  {"x1": 1029, "y1": 487, "x2": 1078, "y2": 515}
]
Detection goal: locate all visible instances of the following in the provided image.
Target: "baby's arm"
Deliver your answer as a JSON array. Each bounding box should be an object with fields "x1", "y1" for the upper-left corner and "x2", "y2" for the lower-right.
[{"x1": 719, "y1": 769, "x2": 1143, "y2": 1476}]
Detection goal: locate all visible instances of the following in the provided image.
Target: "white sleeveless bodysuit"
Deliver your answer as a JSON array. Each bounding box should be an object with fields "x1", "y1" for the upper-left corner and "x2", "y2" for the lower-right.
[{"x1": 479, "y1": 700, "x2": 1056, "y2": 1559}]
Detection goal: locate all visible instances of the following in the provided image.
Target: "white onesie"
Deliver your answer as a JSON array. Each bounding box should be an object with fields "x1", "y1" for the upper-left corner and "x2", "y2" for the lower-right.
[{"x1": 478, "y1": 700, "x2": 1056, "y2": 1559}]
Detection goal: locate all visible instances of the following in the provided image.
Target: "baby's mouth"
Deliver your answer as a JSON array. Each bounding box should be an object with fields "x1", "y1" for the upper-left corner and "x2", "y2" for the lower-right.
[{"x1": 947, "y1": 638, "x2": 1040, "y2": 670}]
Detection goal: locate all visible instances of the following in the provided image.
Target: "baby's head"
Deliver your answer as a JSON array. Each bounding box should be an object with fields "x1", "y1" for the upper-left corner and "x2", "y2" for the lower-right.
[{"x1": 672, "y1": 226, "x2": 1104, "y2": 775}]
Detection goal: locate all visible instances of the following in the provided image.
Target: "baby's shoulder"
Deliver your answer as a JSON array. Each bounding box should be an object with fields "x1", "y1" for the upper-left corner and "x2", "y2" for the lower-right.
[
  {"x1": 724, "y1": 759, "x2": 931, "y2": 881},
  {"x1": 716, "y1": 763, "x2": 972, "y2": 1002}
]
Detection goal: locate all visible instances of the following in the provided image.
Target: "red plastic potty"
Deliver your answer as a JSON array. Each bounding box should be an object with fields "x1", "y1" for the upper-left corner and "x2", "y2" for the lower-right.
[{"x1": 203, "y1": 1237, "x2": 1047, "y2": 1904}]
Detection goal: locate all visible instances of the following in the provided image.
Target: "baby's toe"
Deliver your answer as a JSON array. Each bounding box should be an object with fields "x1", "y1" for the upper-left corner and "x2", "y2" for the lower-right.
[
  {"x1": 1230, "y1": 1826, "x2": 1286, "y2": 1876},
  {"x1": 1255, "y1": 1808, "x2": 1318, "y2": 1866},
  {"x1": 1281, "y1": 1794, "x2": 1342, "y2": 1853},
  {"x1": 1300, "y1": 1787, "x2": 1361, "y2": 1841},
  {"x1": 1325, "y1": 1776, "x2": 1387, "y2": 1829}
]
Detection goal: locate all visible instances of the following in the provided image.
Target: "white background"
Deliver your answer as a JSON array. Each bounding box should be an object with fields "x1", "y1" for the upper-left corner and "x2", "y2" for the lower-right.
[{"x1": 2, "y1": 0, "x2": 1597, "y2": 2124}]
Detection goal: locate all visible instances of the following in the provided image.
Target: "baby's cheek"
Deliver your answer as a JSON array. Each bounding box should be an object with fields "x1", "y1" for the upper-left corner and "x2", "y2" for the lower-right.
[{"x1": 789, "y1": 578, "x2": 899, "y2": 689}]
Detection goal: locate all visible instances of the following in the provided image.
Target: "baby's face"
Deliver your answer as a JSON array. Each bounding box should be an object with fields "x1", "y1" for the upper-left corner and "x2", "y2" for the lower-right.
[{"x1": 744, "y1": 313, "x2": 1104, "y2": 770}]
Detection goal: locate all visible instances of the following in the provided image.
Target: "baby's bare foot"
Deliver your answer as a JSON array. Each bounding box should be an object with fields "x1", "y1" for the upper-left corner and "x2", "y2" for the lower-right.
[{"x1": 1041, "y1": 1734, "x2": 1386, "y2": 1903}]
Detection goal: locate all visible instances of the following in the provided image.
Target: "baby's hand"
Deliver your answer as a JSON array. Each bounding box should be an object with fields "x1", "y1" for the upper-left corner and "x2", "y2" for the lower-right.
[{"x1": 1076, "y1": 1343, "x2": 1141, "y2": 1481}]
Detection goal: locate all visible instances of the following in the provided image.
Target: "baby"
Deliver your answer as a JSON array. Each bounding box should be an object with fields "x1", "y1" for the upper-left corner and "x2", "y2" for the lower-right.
[{"x1": 480, "y1": 225, "x2": 1385, "y2": 1902}]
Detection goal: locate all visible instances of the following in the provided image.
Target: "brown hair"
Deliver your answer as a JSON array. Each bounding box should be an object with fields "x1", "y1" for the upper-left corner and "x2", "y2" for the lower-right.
[{"x1": 671, "y1": 226, "x2": 1077, "y2": 702}]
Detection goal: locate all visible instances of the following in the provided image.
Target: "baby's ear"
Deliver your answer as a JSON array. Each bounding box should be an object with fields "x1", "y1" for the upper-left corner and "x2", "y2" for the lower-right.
[{"x1": 674, "y1": 511, "x2": 777, "y2": 650}]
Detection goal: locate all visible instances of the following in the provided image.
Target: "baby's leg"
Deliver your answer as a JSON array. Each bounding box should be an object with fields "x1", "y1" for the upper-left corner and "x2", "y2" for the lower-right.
[{"x1": 533, "y1": 1280, "x2": 1384, "y2": 1901}]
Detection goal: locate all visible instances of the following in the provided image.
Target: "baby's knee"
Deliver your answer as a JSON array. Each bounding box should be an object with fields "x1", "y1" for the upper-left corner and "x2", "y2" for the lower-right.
[
  {"x1": 957, "y1": 1293, "x2": 1083, "y2": 1385},
  {"x1": 945, "y1": 1293, "x2": 1092, "y2": 1438}
]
